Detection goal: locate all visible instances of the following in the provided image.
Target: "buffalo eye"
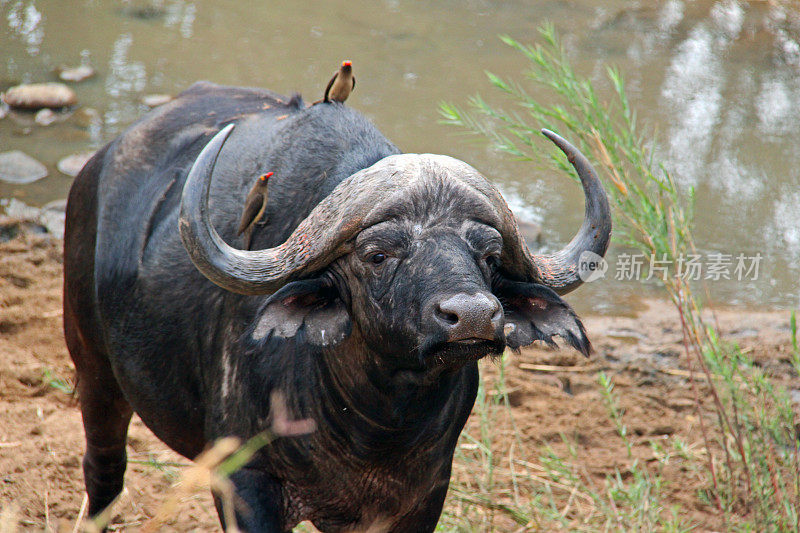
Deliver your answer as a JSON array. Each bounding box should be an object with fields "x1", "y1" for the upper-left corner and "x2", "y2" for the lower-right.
[{"x1": 370, "y1": 252, "x2": 386, "y2": 265}]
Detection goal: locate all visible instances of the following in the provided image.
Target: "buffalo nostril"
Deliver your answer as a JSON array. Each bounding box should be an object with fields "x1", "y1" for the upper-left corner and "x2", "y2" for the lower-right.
[
  {"x1": 435, "y1": 305, "x2": 459, "y2": 325},
  {"x1": 492, "y1": 307, "x2": 502, "y2": 322}
]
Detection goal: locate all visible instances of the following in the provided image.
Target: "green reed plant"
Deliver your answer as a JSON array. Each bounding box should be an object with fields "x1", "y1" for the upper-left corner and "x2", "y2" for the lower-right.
[{"x1": 441, "y1": 23, "x2": 799, "y2": 530}]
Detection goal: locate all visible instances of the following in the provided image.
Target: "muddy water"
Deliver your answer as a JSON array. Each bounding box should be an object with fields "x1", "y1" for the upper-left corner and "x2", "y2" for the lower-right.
[{"x1": 1, "y1": 0, "x2": 798, "y2": 314}]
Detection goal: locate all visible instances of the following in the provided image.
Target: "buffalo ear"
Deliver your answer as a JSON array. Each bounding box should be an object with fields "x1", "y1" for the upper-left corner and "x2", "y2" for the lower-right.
[
  {"x1": 252, "y1": 278, "x2": 351, "y2": 347},
  {"x1": 495, "y1": 280, "x2": 591, "y2": 356}
]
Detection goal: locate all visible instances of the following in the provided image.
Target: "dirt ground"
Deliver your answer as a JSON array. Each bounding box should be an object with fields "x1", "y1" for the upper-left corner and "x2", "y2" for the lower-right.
[{"x1": 1, "y1": 227, "x2": 797, "y2": 532}]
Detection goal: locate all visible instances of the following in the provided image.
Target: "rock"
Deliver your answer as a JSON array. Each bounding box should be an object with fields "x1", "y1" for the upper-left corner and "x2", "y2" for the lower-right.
[
  {"x1": 40, "y1": 200, "x2": 67, "y2": 237},
  {"x1": 1, "y1": 198, "x2": 65, "y2": 238},
  {"x1": 141, "y1": 93, "x2": 172, "y2": 107},
  {"x1": 0, "y1": 151, "x2": 48, "y2": 184},
  {"x1": 0, "y1": 215, "x2": 46, "y2": 242},
  {"x1": 34, "y1": 108, "x2": 57, "y2": 126},
  {"x1": 41, "y1": 211, "x2": 65, "y2": 237},
  {"x1": 42, "y1": 198, "x2": 67, "y2": 212},
  {"x1": 57, "y1": 151, "x2": 95, "y2": 177},
  {"x1": 57, "y1": 64, "x2": 95, "y2": 83},
  {"x1": 3, "y1": 198, "x2": 43, "y2": 220},
  {"x1": 1, "y1": 82, "x2": 77, "y2": 110}
]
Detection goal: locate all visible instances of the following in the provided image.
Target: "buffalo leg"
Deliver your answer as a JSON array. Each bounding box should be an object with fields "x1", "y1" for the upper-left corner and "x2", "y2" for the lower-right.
[
  {"x1": 65, "y1": 312, "x2": 133, "y2": 518},
  {"x1": 214, "y1": 468, "x2": 285, "y2": 532}
]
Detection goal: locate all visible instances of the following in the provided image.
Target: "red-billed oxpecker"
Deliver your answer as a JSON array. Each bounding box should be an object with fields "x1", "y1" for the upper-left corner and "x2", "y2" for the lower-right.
[
  {"x1": 324, "y1": 60, "x2": 355, "y2": 103},
  {"x1": 237, "y1": 171, "x2": 272, "y2": 250}
]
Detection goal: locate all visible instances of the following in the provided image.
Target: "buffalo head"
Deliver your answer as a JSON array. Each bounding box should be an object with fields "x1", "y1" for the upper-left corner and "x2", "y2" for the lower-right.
[{"x1": 179, "y1": 124, "x2": 611, "y2": 371}]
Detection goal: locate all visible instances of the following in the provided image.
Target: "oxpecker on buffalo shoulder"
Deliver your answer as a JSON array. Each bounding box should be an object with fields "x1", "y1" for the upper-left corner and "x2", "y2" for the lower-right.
[{"x1": 237, "y1": 171, "x2": 272, "y2": 250}]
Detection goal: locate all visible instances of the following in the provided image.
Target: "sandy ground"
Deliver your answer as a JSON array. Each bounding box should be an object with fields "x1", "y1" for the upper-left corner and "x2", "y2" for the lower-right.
[{"x1": 1, "y1": 226, "x2": 797, "y2": 532}]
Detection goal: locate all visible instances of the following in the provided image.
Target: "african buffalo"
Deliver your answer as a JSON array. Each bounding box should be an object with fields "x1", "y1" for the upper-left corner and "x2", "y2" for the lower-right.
[{"x1": 63, "y1": 81, "x2": 610, "y2": 531}]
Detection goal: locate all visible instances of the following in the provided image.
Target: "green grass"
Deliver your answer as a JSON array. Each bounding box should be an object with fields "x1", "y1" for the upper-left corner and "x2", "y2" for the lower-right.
[{"x1": 41, "y1": 367, "x2": 74, "y2": 395}]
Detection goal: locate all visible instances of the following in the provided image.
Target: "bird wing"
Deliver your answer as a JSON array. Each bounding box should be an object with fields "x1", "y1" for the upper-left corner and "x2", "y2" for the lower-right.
[
  {"x1": 237, "y1": 192, "x2": 265, "y2": 235},
  {"x1": 351, "y1": 75, "x2": 355, "y2": 90},
  {"x1": 323, "y1": 73, "x2": 337, "y2": 103}
]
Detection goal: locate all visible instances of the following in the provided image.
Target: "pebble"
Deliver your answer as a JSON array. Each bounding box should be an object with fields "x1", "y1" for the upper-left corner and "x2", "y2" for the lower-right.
[
  {"x1": 57, "y1": 151, "x2": 95, "y2": 177},
  {"x1": 43, "y1": 198, "x2": 68, "y2": 212},
  {"x1": 141, "y1": 93, "x2": 173, "y2": 107},
  {"x1": 1, "y1": 82, "x2": 77, "y2": 110},
  {"x1": 0, "y1": 151, "x2": 48, "y2": 184},
  {"x1": 58, "y1": 64, "x2": 95, "y2": 83},
  {"x1": 2, "y1": 198, "x2": 65, "y2": 237},
  {"x1": 34, "y1": 108, "x2": 57, "y2": 126}
]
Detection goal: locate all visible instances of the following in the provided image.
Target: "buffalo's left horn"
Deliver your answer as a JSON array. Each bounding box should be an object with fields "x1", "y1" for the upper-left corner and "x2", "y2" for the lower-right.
[{"x1": 497, "y1": 129, "x2": 612, "y2": 294}]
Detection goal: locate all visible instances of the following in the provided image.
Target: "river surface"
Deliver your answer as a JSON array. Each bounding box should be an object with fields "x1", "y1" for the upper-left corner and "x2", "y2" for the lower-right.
[{"x1": 1, "y1": 0, "x2": 798, "y2": 314}]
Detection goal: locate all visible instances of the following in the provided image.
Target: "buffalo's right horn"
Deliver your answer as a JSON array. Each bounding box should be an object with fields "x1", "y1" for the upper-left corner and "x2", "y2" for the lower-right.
[
  {"x1": 487, "y1": 129, "x2": 612, "y2": 295},
  {"x1": 528, "y1": 129, "x2": 612, "y2": 294}
]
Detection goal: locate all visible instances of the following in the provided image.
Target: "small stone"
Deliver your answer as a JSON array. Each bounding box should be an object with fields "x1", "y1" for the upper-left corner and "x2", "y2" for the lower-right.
[
  {"x1": 141, "y1": 93, "x2": 172, "y2": 107},
  {"x1": 0, "y1": 151, "x2": 48, "y2": 184},
  {"x1": 34, "y1": 108, "x2": 57, "y2": 126},
  {"x1": 39, "y1": 208, "x2": 65, "y2": 237},
  {"x1": 4, "y1": 198, "x2": 43, "y2": 220},
  {"x1": 58, "y1": 64, "x2": 95, "y2": 83},
  {"x1": 42, "y1": 198, "x2": 67, "y2": 213},
  {"x1": 2, "y1": 198, "x2": 65, "y2": 237},
  {"x1": 57, "y1": 151, "x2": 95, "y2": 177},
  {"x1": 2, "y1": 82, "x2": 77, "y2": 110}
]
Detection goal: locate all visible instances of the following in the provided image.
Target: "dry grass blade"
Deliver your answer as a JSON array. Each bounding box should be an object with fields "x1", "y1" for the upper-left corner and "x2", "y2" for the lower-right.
[
  {"x1": 519, "y1": 363, "x2": 598, "y2": 373},
  {"x1": 71, "y1": 494, "x2": 88, "y2": 533},
  {"x1": 139, "y1": 436, "x2": 241, "y2": 533}
]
